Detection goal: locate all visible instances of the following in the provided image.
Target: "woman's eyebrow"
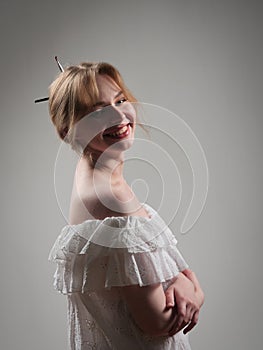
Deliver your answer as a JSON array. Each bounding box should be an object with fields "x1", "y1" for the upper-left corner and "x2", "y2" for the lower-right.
[
  {"x1": 93, "y1": 90, "x2": 123, "y2": 107},
  {"x1": 114, "y1": 90, "x2": 123, "y2": 99}
]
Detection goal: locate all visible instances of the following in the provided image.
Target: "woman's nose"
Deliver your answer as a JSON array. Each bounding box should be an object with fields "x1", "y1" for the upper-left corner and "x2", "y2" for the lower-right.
[{"x1": 106, "y1": 104, "x2": 128, "y2": 126}]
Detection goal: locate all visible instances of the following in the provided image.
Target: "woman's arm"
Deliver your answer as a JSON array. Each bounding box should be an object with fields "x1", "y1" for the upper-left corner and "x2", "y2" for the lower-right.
[{"x1": 120, "y1": 272, "x2": 199, "y2": 337}]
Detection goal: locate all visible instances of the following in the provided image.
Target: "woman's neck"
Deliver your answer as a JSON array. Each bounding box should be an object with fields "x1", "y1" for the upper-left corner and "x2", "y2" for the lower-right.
[{"x1": 81, "y1": 151, "x2": 126, "y2": 185}]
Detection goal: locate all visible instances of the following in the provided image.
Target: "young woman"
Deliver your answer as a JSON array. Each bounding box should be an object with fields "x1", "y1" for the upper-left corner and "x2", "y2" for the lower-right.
[{"x1": 48, "y1": 62, "x2": 204, "y2": 349}]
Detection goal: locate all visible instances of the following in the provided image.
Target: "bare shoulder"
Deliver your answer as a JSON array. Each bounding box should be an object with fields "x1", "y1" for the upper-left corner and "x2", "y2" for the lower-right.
[
  {"x1": 69, "y1": 170, "x2": 149, "y2": 223},
  {"x1": 78, "y1": 187, "x2": 148, "y2": 220},
  {"x1": 81, "y1": 191, "x2": 133, "y2": 220}
]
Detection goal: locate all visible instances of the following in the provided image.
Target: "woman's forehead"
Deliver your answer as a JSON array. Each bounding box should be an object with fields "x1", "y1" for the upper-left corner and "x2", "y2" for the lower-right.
[{"x1": 96, "y1": 74, "x2": 121, "y2": 96}]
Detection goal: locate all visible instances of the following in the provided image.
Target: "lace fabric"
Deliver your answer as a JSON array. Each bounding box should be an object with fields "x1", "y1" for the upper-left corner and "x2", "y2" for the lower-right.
[{"x1": 49, "y1": 203, "x2": 191, "y2": 349}]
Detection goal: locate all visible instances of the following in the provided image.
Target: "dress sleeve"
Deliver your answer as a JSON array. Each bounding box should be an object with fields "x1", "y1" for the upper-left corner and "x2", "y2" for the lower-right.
[{"x1": 48, "y1": 210, "x2": 189, "y2": 294}]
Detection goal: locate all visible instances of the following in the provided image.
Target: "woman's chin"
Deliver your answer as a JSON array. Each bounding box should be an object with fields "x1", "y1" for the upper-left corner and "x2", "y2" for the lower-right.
[{"x1": 107, "y1": 137, "x2": 134, "y2": 153}]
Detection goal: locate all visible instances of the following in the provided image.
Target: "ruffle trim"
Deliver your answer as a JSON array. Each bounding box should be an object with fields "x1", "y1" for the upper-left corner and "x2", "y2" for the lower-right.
[{"x1": 49, "y1": 204, "x2": 189, "y2": 294}]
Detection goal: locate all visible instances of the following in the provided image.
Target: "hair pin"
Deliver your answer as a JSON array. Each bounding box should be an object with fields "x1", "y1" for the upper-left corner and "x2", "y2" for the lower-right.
[
  {"x1": 34, "y1": 56, "x2": 64, "y2": 103},
  {"x1": 34, "y1": 97, "x2": 49, "y2": 103},
  {"x1": 55, "y1": 56, "x2": 64, "y2": 72}
]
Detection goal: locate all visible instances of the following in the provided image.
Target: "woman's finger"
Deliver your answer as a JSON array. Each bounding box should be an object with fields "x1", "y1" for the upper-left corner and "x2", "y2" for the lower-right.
[
  {"x1": 165, "y1": 287, "x2": 175, "y2": 308},
  {"x1": 168, "y1": 301, "x2": 186, "y2": 336},
  {"x1": 184, "y1": 304, "x2": 193, "y2": 324},
  {"x1": 169, "y1": 320, "x2": 188, "y2": 337},
  {"x1": 183, "y1": 310, "x2": 199, "y2": 335},
  {"x1": 188, "y1": 305, "x2": 196, "y2": 323}
]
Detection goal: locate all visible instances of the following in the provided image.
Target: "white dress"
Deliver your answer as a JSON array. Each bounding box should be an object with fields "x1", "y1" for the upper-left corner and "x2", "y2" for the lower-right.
[{"x1": 49, "y1": 203, "x2": 192, "y2": 350}]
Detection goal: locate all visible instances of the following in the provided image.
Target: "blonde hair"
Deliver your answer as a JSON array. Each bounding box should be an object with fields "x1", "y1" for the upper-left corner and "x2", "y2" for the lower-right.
[{"x1": 49, "y1": 62, "x2": 138, "y2": 144}]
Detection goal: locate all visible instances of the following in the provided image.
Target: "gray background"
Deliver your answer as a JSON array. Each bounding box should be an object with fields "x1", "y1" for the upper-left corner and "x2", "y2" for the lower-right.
[{"x1": 1, "y1": 0, "x2": 263, "y2": 349}]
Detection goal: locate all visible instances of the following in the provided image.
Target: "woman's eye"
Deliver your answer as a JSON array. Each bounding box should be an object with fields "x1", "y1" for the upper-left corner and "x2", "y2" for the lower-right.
[{"x1": 115, "y1": 98, "x2": 127, "y2": 106}]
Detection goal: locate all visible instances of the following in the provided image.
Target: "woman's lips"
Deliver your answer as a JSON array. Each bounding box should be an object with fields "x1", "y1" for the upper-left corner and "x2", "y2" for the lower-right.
[{"x1": 103, "y1": 123, "x2": 131, "y2": 138}]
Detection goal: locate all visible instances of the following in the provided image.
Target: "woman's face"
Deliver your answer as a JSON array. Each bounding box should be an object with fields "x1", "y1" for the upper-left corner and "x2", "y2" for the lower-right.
[{"x1": 73, "y1": 74, "x2": 136, "y2": 157}]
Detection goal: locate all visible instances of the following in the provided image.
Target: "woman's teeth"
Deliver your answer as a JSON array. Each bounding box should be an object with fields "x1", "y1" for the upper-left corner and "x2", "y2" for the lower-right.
[{"x1": 106, "y1": 124, "x2": 129, "y2": 137}]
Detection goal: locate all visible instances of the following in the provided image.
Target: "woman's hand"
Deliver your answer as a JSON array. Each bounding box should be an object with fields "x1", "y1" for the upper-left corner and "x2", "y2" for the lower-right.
[{"x1": 165, "y1": 269, "x2": 204, "y2": 336}]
